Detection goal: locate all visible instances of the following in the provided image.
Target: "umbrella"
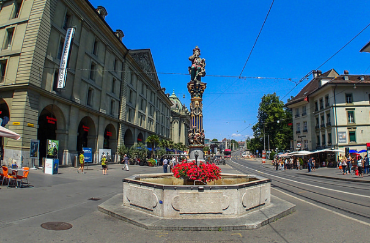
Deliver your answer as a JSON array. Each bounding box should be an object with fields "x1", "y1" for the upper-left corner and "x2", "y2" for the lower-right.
[
  {"x1": 358, "y1": 150, "x2": 367, "y2": 153},
  {"x1": 0, "y1": 126, "x2": 21, "y2": 140},
  {"x1": 349, "y1": 150, "x2": 358, "y2": 153}
]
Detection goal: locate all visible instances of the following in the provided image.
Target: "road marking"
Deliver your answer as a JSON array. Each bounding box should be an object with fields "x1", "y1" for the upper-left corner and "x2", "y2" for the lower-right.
[
  {"x1": 230, "y1": 160, "x2": 370, "y2": 199},
  {"x1": 231, "y1": 233, "x2": 242, "y2": 237},
  {"x1": 273, "y1": 187, "x2": 370, "y2": 227}
]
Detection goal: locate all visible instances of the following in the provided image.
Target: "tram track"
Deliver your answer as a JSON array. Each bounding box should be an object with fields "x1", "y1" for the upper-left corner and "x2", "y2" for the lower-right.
[{"x1": 227, "y1": 157, "x2": 370, "y2": 222}]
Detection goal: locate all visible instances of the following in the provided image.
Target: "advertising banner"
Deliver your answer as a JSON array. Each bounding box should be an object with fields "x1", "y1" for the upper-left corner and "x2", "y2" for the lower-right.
[
  {"x1": 83, "y1": 147, "x2": 92, "y2": 163},
  {"x1": 338, "y1": 132, "x2": 347, "y2": 143},
  {"x1": 99, "y1": 149, "x2": 112, "y2": 163},
  {"x1": 30, "y1": 139, "x2": 39, "y2": 159},
  {"x1": 57, "y1": 27, "x2": 75, "y2": 89},
  {"x1": 47, "y1": 140, "x2": 59, "y2": 158},
  {"x1": 45, "y1": 158, "x2": 53, "y2": 174}
]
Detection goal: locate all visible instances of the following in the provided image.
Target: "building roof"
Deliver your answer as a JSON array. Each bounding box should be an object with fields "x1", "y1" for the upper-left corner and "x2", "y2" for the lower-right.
[
  {"x1": 169, "y1": 90, "x2": 183, "y2": 111},
  {"x1": 360, "y1": 40, "x2": 370, "y2": 53},
  {"x1": 286, "y1": 69, "x2": 370, "y2": 106}
]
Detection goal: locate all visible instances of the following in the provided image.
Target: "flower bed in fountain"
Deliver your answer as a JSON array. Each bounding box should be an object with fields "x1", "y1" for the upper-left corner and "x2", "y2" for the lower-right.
[{"x1": 172, "y1": 161, "x2": 221, "y2": 184}]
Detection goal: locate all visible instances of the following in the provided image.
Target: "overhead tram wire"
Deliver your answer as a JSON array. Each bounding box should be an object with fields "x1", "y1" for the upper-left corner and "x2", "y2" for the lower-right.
[
  {"x1": 204, "y1": 0, "x2": 276, "y2": 109},
  {"x1": 281, "y1": 22, "x2": 370, "y2": 100}
]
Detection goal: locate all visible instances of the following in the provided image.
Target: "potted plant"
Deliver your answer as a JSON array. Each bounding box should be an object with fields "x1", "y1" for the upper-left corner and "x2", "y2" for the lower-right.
[{"x1": 147, "y1": 158, "x2": 156, "y2": 167}]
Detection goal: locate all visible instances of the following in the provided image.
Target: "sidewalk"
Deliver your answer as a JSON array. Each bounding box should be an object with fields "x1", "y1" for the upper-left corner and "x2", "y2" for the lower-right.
[{"x1": 247, "y1": 158, "x2": 370, "y2": 183}]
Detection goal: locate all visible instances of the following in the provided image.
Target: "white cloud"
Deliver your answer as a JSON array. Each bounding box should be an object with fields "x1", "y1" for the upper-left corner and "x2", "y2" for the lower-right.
[{"x1": 231, "y1": 133, "x2": 242, "y2": 137}]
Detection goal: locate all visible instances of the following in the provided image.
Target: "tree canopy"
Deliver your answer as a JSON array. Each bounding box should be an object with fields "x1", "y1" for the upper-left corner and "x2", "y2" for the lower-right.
[{"x1": 248, "y1": 93, "x2": 292, "y2": 153}]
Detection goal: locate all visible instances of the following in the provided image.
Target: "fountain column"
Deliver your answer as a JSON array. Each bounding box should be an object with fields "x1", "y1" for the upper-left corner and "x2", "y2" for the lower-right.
[{"x1": 187, "y1": 46, "x2": 206, "y2": 163}]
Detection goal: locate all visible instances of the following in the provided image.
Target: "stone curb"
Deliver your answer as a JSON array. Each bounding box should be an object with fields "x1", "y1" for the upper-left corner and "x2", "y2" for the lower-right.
[
  {"x1": 98, "y1": 194, "x2": 296, "y2": 231},
  {"x1": 297, "y1": 173, "x2": 370, "y2": 183}
]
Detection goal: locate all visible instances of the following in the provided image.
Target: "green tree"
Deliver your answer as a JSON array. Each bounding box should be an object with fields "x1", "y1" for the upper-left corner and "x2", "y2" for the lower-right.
[
  {"x1": 146, "y1": 135, "x2": 159, "y2": 158},
  {"x1": 212, "y1": 138, "x2": 218, "y2": 142},
  {"x1": 252, "y1": 93, "x2": 293, "y2": 152}
]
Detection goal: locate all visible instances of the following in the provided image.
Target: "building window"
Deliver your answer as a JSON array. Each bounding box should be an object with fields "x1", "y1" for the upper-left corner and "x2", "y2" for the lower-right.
[
  {"x1": 315, "y1": 101, "x2": 318, "y2": 111},
  {"x1": 303, "y1": 121, "x2": 307, "y2": 132},
  {"x1": 113, "y1": 58, "x2": 117, "y2": 72},
  {"x1": 304, "y1": 140, "x2": 308, "y2": 149},
  {"x1": 345, "y1": 93, "x2": 353, "y2": 103},
  {"x1": 57, "y1": 38, "x2": 65, "y2": 59},
  {"x1": 90, "y1": 63, "x2": 96, "y2": 81},
  {"x1": 87, "y1": 88, "x2": 93, "y2": 106},
  {"x1": 328, "y1": 133, "x2": 332, "y2": 144},
  {"x1": 295, "y1": 108, "x2": 300, "y2": 118},
  {"x1": 317, "y1": 135, "x2": 320, "y2": 146},
  {"x1": 3, "y1": 28, "x2": 15, "y2": 50},
  {"x1": 130, "y1": 71, "x2": 134, "y2": 85},
  {"x1": 302, "y1": 106, "x2": 307, "y2": 116},
  {"x1": 326, "y1": 113, "x2": 331, "y2": 126},
  {"x1": 315, "y1": 117, "x2": 319, "y2": 128},
  {"x1": 110, "y1": 100, "x2": 114, "y2": 115},
  {"x1": 319, "y1": 98, "x2": 323, "y2": 110},
  {"x1": 349, "y1": 131, "x2": 356, "y2": 143},
  {"x1": 112, "y1": 78, "x2": 116, "y2": 94},
  {"x1": 12, "y1": 0, "x2": 23, "y2": 19},
  {"x1": 53, "y1": 70, "x2": 59, "y2": 92},
  {"x1": 325, "y1": 95, "x2": 329, "y2": 107},
  {"x1": 92, "y1": 39, "x2": 98, "y2": 56},
  {"x1": 0, "y1": 60, "x2": 7, "y2": 83},
  {"x1": 347, "y1": 110, "x2": 355, "y2": 124},
  {"x1": 321, "y1": 115, "x2": 325, "y2": 127},
  {"x1": 63, "y1": 13, "x2": 71, "y2": 30},
  {"x1": 322, "y1": 134, "x2": 326, "y2": 146},
  {"x1": 296, "y1": 123, "x2": 300, "y2": 133}
]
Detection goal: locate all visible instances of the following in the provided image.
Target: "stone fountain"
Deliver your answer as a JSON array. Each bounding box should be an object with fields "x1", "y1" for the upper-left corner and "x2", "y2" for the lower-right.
[{"x1": 98, "y1": 47, "x2": 295, "y2": 230}]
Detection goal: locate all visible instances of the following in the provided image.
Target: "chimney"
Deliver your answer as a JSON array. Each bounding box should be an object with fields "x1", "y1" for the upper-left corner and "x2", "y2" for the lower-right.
[
  {"x1": 312, "y1": 70, "x2": 318, "y2": 78},
  {"x1": 344, "y1": 70, "x2": 349, "y2": 80},
  {"x1": 317, "y1": 70, "x2": 322, "y2": 76},
  {"x1": 114, "y1": 29, "x2": 124, "y2": 41},
  {"x1": 96, "y1": 6, "x2": 108, "y2": 20}
]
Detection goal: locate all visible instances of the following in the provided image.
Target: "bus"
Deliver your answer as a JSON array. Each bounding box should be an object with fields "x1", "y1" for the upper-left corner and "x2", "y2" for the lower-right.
[{"x1": 224, "y1": 149, "x2": 231, "y2": 159}]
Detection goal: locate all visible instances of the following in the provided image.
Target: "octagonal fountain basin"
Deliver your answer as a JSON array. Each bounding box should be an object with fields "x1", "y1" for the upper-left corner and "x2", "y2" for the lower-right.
[{"x1": 123, "y1": 173, "x2": 271, "y2": 219}]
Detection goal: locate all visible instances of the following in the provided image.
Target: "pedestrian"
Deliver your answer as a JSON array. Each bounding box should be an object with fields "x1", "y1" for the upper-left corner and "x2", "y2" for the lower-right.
[
  {"x1": 122, "y1": 154, "x2": 129, "y2": 171},
  {"x1": 290, "y1": 157, "x2": 294, "y2": 170},
  {"x1": 77, "y1": 151, "x2": 85, "y2": 174},
  {"x1": 275, "y1": 158, "x2": 279, "y2": 170},
  {"x1": 312, "y1": 157, "x2": 316, "y2": 171},
  {"x1": 357, "y1": 156, "x2": 364, "y2": 178},
  {"x1": 101, "y1": 154, "x2": 107, "y2": 175},
  {"x1": 364, "y1": 155, "x2": 369, "y2": 174},
  {"x1": 308, "y1": 157, "x2": 312, "y2": 172},
  {"x1": 341, "y1": 158, "x2": 347, "y2": 175},
  {"x1": 347, "y1": 155, "x2": 352, "y2": 174},
  {"x1": 296, "y1": 158, "x2": 300, "y2": 170},
  {"x1": 163, "y1": 157, "x2": 168, "y2": 173}
]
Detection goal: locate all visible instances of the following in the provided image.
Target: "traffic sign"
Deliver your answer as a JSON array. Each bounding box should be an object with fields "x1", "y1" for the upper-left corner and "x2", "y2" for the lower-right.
[{"x1": 297, "y1": 143, "x2": 301, "y2": 148}]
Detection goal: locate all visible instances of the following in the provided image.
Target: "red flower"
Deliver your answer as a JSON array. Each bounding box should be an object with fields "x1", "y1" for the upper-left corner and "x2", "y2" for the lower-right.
[{"x1": 172, "y1": 162, "x2": 221, "y2": 183}]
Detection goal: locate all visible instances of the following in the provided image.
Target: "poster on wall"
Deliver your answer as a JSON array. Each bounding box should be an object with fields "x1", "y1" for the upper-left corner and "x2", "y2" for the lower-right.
[
  {"x1": 338, "y1": 132, "x2": 347, "y2": 143},
  {"x1": 83, "y1": 147, "x2": 92, "y2": 163},
  {"x1": 30, "y1": 139, "x2": 40, "y2": 159},
  {"x1": 47, "y1": 140, "x2": 59, "y2": 158},
  {"x1": 99, "y1": 149, "x2": 112, "y2": 163}
]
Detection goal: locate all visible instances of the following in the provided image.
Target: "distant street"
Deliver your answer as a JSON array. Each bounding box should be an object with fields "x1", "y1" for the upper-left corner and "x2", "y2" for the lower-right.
[{"x1": 1, "y1": 159, "x2": 370, "y2": 242}]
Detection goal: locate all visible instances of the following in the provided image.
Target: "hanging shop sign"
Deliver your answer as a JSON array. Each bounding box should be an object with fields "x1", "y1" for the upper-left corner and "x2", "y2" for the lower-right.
[
  {"x1": 106, "y1": 131, "x2": 112, "y2": 137},
  {"x1": 83, "y1": 147, "x2": 92, "y2": 163},
  {"x1": 83, "y1": 125, "x2": 90, "y2": 132},
  {"x1": 338, "y1": 132, "x2": 347, "y2": 143},
  {"x1": 57, "y1": 27, "x2": 75, "y2": 89},
  {"x1": 13, "y1": 122, "x2": 20, "y2": 125}
]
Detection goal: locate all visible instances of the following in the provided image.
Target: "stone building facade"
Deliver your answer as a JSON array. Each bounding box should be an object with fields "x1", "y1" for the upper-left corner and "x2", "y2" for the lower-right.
[
  {"x1": 0, "y1": 0, "x2": 171, "y2": 167},
  {"x1": 286, "y1": 69, "x2": 370, "y2": 152},
  {"x1": 168, "y1": 90, "x2": 190, "y2": 145}
]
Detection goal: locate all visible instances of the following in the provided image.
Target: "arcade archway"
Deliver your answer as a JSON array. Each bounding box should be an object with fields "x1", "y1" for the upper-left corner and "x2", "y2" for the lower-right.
[
  {"x1": 77, "y1": 116, "x2": 96, "y2": 152},
  {"x1": 104, "y1": 124, "x2": 117, "y2": 152},
  {"x1": 0, "y1": 99, "x2": 10, "y2": 162},
  {"x1": 124, "y1": 129, "x2": 134, "y2": 148},
  {"x1": 37, "y1": 105, "x2": 66, "y2": 166}
]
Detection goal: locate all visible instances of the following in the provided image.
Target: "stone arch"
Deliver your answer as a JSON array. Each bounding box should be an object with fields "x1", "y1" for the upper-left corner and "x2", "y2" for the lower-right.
[
  {"x1": 77, "y1": 116, "x2": 96, "y2": 152},
  {"x1": 104, "y1": 123, "x2": 117, "y2": 153},
  {"x1": 0, "y1": 99, "x2": 10, "y2": 161},
  {"x1": 137, "y1": 132, "x2": 144, "y2": 143},
  {"x1": 37, "y1": 104, "x2": 66, "y2": 166},
  {"x1": 124, "y1": 128, "x2": 134, "y2": 148}
]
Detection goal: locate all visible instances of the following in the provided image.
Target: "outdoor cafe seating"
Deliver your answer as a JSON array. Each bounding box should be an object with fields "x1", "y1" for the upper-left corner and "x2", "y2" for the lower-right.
[{"x1": 0, "y1": 166, "x2": 30, "y2": 188}]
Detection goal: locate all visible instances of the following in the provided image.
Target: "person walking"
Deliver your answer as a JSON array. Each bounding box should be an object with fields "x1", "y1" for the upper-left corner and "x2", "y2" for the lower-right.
[
  {"x1": 308, "y1": 157, "x2": 312, "y2": 172},
  {"x1": 275, "y1": 158, "x2": 279, "y2": 171},
  {"x1": 312, "y1": 157, "x2": 316, "y2": 171},
  {"x1": 364, "y1": 155, "x2": 369, "y2": 174},
  {"x1": 101, "y1": 154, "x2": 107, "y2": 175},
  {"x1": 296, "y1": 158, "x2": 300, "y2": 170},
  {"x1": 122, "y1": 154, "x2": 129, "y2": 171},
  {"x1": 163, "y1": 157, "x2": 168, "y2": 173},
  {"x1": 77, "y1": 151, "x2": 85, "y2": 174},
  {"x1": 347, "y1": 155, "x2": 352, "y2": 174},
  {"x1": 341, "y1": 157, "x2": 347, "y2": 175}
]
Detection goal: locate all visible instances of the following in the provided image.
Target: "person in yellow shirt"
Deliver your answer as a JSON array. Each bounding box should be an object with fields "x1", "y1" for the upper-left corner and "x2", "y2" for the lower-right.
[
  {"x1": 101, "y1": 154, "x2": 107, "y2": 175},
  {"x1": 77, "y1": 151, "x2": 85, "y2": 174}
]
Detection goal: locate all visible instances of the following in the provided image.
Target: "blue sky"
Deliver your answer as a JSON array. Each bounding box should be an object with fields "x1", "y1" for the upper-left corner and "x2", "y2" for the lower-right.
[{"x1": 89, "y1": 0, "x2": 370, "y2": 141}]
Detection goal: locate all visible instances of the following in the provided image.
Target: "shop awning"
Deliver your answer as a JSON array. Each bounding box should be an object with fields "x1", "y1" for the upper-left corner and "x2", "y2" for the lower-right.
[{"x1": 0, "y1": 126, "x2": 21, "y2": 140}]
